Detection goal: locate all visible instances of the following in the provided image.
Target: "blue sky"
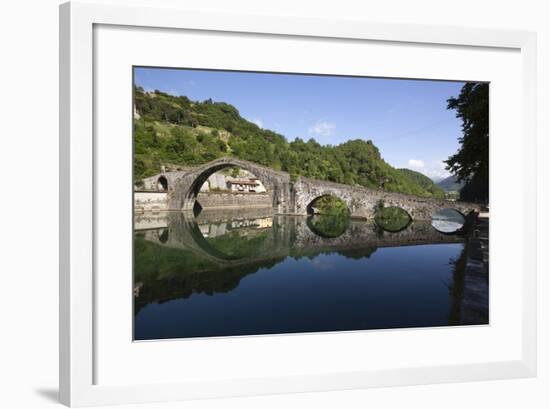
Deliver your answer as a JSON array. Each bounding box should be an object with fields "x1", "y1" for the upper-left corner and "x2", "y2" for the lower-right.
[{"x1": 134, "y1": 67, "x2": 466, "y2": 181}]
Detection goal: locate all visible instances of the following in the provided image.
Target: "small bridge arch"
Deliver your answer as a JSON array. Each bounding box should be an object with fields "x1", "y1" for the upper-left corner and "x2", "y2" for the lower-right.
[
  {"x1": 294, "y1": 181, "x2": 358, "y2": 216},
  {"x1": 157, "y1": 175, "x2": 168, "y2": 191},
  {"x1": 305, "y1": 193, "x2": 352, "y2": 215}
]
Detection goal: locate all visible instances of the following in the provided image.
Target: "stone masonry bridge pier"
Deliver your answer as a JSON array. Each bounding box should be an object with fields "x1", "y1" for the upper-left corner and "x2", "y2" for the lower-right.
[{"x1": 155, "y1": 157, "x2": 479, "y2": 220}]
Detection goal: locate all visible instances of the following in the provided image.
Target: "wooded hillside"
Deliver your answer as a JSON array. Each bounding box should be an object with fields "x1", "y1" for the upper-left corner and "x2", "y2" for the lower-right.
[{"x1": 134, "y1": 87, "x2": 444, "y2": 198}]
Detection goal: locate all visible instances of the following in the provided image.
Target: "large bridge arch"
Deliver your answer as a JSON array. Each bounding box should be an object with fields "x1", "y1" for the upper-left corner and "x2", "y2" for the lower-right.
[{"x1": 168, "y1": 157, "x2": 292, "y2": 213}]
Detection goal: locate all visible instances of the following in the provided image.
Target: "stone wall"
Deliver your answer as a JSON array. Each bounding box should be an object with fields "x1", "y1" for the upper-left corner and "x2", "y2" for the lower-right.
[
  {"x1": 134, "y1": 213, "x2": 168, "y2": 230},
  {"x1": 134, "y1": 192, "x2": 167, "y2": 213},
  {"x1": 195, "y1": 207, "x2": 274, "y2": 224},
  {"x1": 196, "y1": 192, "x2": 271, "y2": 209}
]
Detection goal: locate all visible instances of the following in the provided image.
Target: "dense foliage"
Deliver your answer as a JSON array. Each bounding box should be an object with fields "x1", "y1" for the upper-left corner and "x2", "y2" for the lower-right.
[
  {"x1": 134, "y1": 87, "x2": 443, "y2": 198},
  {"x1": 374, "y1": 205, "x2": 412, "y2": 232},
  {"x1": 307, "y1": 214, "x2": 351, "y2": 238},
  {"x1": 205, "y1": 230, "x2": 270, "y2": 259},
  {"x1": 398, "y1": 168, "x2": 445, "y2": 199},
  {"x1": 445, "y1": 83, "x2": 489, "y2": 202},
  {"x1": 307, "y1": 196, "x2": 350, "y2": 216},
  {"x1": 436, "y1": 175, "x2": 464, "y2": 193},
  {"x1": 133, "y1": 233, "x2": 284, "y2": 313}
]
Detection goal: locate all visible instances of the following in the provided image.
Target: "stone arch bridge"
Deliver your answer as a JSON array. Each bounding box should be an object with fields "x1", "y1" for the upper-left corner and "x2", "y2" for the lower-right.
[{"x1": 150, "y1": 157, "x2": 479, "y2": 220}]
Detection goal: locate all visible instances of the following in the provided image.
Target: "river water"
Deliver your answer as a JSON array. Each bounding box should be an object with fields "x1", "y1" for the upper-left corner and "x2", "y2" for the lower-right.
[{"x1": 133, "y1": 209, "x2": 479, "y2": 340}]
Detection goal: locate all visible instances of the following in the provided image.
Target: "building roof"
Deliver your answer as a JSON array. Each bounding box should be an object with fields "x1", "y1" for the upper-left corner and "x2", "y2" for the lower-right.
[{"x1": 228, "y1": 178, "x2": 260, "y2": 186}]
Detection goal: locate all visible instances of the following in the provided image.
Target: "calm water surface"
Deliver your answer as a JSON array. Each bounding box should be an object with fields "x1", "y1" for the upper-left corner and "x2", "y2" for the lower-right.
[{"x1": 134, "y1": 210, "x2": 469, "y2": 340}]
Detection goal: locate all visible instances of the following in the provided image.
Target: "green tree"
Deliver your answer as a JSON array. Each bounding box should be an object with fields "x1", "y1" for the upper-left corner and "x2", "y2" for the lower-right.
[
  {"x1": 132, "y1": 87, "x2": 450, "y2": 199},
  {"x1": 445, "y1": 83, "x2": 489, "y2": 202}
]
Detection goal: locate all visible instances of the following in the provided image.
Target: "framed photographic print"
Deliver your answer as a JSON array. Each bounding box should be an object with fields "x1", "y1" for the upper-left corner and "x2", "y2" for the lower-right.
[
  {"x1": 60, "y1": 1, "x2": 537, "y2": 407},
  {"x1": 132, "y1": 68, "x2": 489, "y2": 341}
]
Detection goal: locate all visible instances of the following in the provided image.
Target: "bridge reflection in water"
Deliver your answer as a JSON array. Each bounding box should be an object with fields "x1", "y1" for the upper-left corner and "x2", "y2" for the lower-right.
[{"x1": 134, "y1": 209, "x2": 481, "y2": 340}]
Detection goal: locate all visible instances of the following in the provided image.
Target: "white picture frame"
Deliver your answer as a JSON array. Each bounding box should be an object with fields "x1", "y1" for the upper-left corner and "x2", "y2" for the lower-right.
[{"x1": 59, "y1": 1, "x2": 537, "y2": 407}]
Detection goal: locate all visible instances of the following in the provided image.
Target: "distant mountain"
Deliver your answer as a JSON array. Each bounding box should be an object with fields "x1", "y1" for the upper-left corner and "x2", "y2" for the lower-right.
[
  {"x1": 437, "y1": 175, "x2": 464, "y2": 192},
  {"x1": 397, "y1": 169, "x2": 445, "y2": 199}
]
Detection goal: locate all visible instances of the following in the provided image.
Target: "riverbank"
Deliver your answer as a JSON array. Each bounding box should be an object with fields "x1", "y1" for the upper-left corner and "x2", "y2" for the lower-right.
[
  {"x1": 134, "y1": 191, "x2": 167, "y2": 213},
  {"x1": 134, "y1": 191, "x2": 271, "y2": 213},
  {"x1": 452, "y1": 214, "x2": 489, "y2": 325},
  {"x1": 196, "y1": 191, "x2": 271, "y2": 209}
]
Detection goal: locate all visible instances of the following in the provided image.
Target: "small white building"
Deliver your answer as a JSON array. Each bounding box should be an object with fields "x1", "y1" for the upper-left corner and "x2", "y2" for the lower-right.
[{"x1": 226, "y1": 178, "x2": 263, "y2": 193}]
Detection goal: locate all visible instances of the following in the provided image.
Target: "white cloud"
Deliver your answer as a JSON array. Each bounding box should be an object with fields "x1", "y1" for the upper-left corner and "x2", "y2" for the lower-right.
[
  {"x1": 308, "y1": 120, "x2": 336, "y2": 137},
  {"x1": 408, "y1": 159, "x2": 425, "y2": 169},
  {"x1": 406, "y1": 159, "x2": 451, "y2": 181},
  {"x1": 428, "y1": 161, "x2": 452, "y2": 181},
  {"x1": 252, "y1": 118, "x2": 263, "y2": 128}
]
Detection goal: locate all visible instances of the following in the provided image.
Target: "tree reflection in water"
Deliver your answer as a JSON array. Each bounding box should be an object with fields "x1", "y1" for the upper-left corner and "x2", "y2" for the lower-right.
[
  {"x1": 306, "y1": 214, "x2": 350, "y2": 238},
  {"x1": 374, "y1": 206, "x2": 412, "y2": 232},
  {"x1": 133, "y1": 210, "x2": 477, "y2": 339}
]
